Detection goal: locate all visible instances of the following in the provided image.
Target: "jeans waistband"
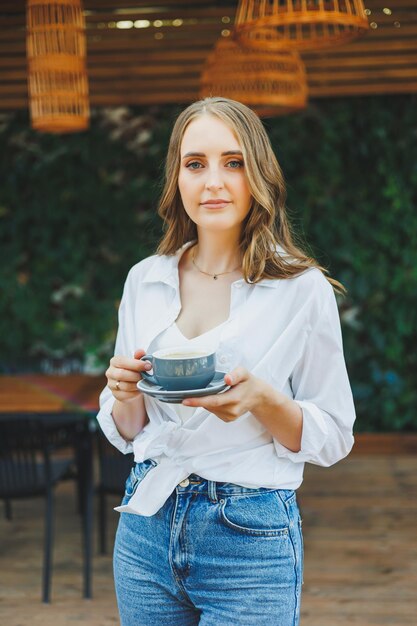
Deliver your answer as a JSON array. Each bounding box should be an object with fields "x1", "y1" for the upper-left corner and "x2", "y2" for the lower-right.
[{"x1": 175, "y1": 473, "x2": 280, "y2": 502}]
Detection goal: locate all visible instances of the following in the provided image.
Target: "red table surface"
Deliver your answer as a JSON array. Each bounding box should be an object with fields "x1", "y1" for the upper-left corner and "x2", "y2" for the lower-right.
[
  {"x1": 2, "y1": 375, "x2": 416, "y2": 455},
  {"x1": 0, "y1": 374, "x2": 106, "y2": 414}
]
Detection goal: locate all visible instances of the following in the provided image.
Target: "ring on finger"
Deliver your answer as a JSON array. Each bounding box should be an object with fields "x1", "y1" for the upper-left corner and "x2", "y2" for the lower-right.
[{"x1": 116, "y1": 380, "x2": 121, "y2": 391}]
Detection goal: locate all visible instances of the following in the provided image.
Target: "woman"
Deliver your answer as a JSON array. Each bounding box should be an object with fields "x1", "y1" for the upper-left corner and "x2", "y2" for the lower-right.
[{"x1": 97, "y1": 97, "x2": 355, "y2": 625}]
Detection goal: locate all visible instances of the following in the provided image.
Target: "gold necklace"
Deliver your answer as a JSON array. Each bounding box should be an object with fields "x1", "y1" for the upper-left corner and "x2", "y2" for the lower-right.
[{"x1": 191, "y1": 249, "x2": 241, "y2": 280}]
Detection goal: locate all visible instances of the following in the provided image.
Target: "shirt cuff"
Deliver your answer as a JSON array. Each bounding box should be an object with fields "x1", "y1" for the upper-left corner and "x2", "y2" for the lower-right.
[
  {"x1": 96, "y1": 389, "x2": 134, "y2": 455},
  {"x1": 273, "y1": 400, "x2": 328, "y2": 463}
]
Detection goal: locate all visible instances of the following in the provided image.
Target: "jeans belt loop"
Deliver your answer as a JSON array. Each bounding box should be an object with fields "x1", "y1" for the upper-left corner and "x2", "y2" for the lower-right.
[{"x1": 207, "y1": 480, "x2": 218, "y2": 503}]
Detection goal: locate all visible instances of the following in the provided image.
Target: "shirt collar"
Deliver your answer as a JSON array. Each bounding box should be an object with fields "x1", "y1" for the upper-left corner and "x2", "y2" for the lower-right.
[
  {"x1": 141, "y1": 241, "x2": 196, "y2": 287},
  {"x1": 141, "y1": 240, "x2": 283, "y2": 289}
]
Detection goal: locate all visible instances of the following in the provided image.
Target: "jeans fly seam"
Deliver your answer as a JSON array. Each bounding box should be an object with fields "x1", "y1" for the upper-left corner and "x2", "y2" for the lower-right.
[
  {"x1": 168, "y1": 493, "x2": 194, "y2": 604},
  {"x1": 180, "y1": 498, "x2": 191, "y2": 577}
]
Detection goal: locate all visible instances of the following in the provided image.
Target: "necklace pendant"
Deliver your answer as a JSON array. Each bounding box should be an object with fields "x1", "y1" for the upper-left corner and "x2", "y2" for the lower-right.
[{"x1": 213, "y1": 275, "x2": 218, "y2": 280}]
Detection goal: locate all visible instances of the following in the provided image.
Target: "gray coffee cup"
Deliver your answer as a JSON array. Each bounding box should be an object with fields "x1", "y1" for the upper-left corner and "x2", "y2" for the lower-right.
[{"x1": 140, "y1": 346, "x2": 216, "y2": 391}]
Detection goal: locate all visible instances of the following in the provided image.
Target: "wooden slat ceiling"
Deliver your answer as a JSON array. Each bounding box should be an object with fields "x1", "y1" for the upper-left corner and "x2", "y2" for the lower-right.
[{"x1": 1, "y1": 0, "x2": 416, "y2": 110}]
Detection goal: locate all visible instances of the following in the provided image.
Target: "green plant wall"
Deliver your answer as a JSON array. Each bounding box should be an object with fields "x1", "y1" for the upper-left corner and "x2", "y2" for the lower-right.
[{"x1": 1, "y1": 96, "x2": 416, "y2": 431}]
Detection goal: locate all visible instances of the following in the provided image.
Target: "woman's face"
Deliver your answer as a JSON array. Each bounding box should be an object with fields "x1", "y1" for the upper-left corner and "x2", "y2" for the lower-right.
[{"x1": 178, "y1": 114, "x2": 252, "y2": 235}]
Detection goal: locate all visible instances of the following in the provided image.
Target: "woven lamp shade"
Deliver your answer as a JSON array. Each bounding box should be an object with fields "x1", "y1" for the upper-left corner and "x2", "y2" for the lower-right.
[
  {"x1": 26, "y1": 0, "x2": 89, "y2": 133},
  {"x1": 235, "y1": 0, "x2": 369, "y2": 52},
  {"x1": 199, "y1": 37, "x2": 307, "y2": 117}
]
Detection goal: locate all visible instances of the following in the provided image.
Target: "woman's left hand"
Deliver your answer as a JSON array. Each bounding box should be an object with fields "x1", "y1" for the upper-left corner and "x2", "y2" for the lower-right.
[{"x1": 182, "y1": 367, "x2": 264, "y2": 422}]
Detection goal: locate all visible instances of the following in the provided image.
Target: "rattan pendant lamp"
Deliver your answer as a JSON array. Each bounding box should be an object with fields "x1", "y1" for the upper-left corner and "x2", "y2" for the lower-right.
[
  {"x1": 199, "y1": 36, "x2": 308, "y2": 117},
  {"x1": 234, "y1": 0, "x2": 369, "y2": 52},
  {"x1": 26, "y1": 0, "x2": 89, "y2": 133}
]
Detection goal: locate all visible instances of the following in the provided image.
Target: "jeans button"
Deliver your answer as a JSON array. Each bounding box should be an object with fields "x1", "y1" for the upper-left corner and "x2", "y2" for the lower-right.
[{"x1": 179, "y1": 478, "x2": 190, "y2": 487}]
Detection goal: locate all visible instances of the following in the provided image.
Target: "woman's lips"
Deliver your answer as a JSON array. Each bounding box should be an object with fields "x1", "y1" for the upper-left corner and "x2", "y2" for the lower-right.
[{"x1": 200, "y1": 200, "x2": 231, "y2": 209}]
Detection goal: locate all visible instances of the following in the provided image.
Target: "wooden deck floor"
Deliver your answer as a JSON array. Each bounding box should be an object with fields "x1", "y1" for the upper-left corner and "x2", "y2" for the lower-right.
[{"x1": 1, "y1": 448, "x2": 416, "y2": 626}]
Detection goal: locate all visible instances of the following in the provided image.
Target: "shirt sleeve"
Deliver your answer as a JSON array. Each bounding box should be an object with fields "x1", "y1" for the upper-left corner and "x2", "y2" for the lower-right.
[
  {"x1": 95, "y1": 270, "x2": 136, "y2": 455},
  {"x1": 273, "y1": 285, "x2": 356, "y2": 466}
]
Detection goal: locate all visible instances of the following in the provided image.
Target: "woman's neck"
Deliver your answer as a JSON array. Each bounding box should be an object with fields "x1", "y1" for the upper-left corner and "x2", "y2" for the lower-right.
[{"x1": 192, "y1": 231, "x2": 242, "y2": 275}]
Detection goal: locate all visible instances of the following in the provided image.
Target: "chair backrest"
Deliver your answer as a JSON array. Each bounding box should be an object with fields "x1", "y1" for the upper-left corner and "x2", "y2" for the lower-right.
[
  {"x1": 96, "y1": 427, "x2": 134, "y2": 495},
  {"x1": 37, "y1": 414, "x2": 76, "y2": 448},
  {"x1": 0, "y1": 415, "x2": 50, "y2": 498}
]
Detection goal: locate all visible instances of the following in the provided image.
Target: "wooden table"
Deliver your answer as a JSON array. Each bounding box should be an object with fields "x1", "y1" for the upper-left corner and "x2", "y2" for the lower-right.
[
  {"x1": 0, "y1": 374, "x2": 105, "y2": 413},
  {"x1": 0, "y1": 373, "x2": 106, "y2": 599},
  {"x1": 2, "y1": 375, "x2": 415, "y2": 453}
]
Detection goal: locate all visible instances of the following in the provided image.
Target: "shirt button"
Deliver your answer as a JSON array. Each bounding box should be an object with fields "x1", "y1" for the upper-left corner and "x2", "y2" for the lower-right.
[
  {"x1": 234, "y1": 282, "x2": 242, "y2": 289},
  {"x1": 218, "y1": 355, "x2": 228, "y2": 365},
  {"x1": 179, "y1": 478, "x2": 190, "y2": 487}
]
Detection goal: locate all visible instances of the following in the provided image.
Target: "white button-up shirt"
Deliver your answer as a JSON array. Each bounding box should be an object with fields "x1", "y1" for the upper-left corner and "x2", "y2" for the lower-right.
[{"x1": 97, "y1": 241, "x2": 355, "y2": 516}]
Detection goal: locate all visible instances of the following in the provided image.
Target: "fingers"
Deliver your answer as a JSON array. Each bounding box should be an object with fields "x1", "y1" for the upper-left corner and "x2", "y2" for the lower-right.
[
  {"x1": 110, "y1": 380, "x2": 139, "y2": 393},
  {"x1": 225, "y1": 366, "x2": 249, "y2": 386},
  {"x1": 112, "y1": 389, "x2": 139, "y2": 402},
  {"x1": 106, "y1": 350, "x2": 152, "y2": 401},
  {"x1": 133, "y1": 348, "x2": 147, "y2": 360},
  {"x1": 106, "y1": 355, "x2": 151, "y2": 385},
  {"x1": 110, "y1": 354, "x2": 151, "y2": 372},
  {"x1": 183, "y1": 390, "x2": 229, "y2": 409},
  {"x1": 107, "y1": 377, "x2": 142, "y2": 403},
  {"x1": 108, "y1": 366, "x2": 142, "y2": 383}
]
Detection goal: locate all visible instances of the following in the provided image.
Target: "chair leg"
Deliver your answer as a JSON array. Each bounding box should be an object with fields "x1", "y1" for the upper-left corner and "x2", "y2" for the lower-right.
[
  {"x1": 81, "y1": 431, "x2": 93, "y2": 599},
  {"x1": 76, "y1": 450, "x2": 85, "y2": 516},
  {"x1": 82, "y1": 483, "x2": 93, "y2": 599},
  {"x1": 42, "y1": 486, "x2": 54, "y2": 603},
  {"x1": 4, "y1": 499, "x2": 12, "y2": 520},
  {"x1": 99, "y1": 490, "x2": 107, "y2": 555}
]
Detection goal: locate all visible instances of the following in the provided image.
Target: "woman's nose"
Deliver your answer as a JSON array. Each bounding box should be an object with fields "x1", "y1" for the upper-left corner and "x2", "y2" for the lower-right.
[{"x1": 205, "y1": 168, "x2": 224, "y2": 190}]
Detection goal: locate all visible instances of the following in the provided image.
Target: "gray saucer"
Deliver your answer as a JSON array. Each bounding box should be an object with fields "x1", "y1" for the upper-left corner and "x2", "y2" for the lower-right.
[{"x1": 137, "y1": 370, "x2": 230, "y2": 403}]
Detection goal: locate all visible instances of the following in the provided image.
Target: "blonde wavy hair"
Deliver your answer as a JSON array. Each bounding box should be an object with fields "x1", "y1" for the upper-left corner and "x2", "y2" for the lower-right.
[{"x1": 156, "y1": 97, "x2": 344, "y2": 293}]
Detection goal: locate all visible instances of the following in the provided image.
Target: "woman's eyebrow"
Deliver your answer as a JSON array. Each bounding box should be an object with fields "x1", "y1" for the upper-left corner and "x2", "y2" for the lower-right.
[{"x1": 182, "y1": 150, "x2": 243, "y2": 159}]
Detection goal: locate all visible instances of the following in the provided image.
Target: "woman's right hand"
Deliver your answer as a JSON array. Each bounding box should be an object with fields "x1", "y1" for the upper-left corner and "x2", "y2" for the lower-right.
[{"x1": 105, "y1": 348, "x2": 152, "y2": 403}]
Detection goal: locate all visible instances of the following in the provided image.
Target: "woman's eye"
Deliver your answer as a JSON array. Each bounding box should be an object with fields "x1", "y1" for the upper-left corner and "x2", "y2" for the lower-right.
[
  {"x1": 227, "y1": 160, "x2": 244, "y2": 169},
  {"x1": 186, "y1": 161, "x2": 203, "y2": 170}
]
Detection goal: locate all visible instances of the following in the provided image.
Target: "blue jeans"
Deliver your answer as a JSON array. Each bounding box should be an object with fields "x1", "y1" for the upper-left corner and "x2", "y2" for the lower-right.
[{"x1": 114, "y1": 460, "x2": 303, "y2": 625}]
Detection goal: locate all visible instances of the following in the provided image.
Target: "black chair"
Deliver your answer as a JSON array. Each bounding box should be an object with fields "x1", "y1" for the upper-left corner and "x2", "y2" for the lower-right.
[
  {"x1": 96, "y1": 429, "x2": 134, "y2": 554},
  {"x1": 0, "y1": 413, "x2": 94, "y2": 603},
  {"x1": 0, "y1": 416, "x2": 74, "y2": 603},
  {"x1": 36, "y1": 413, "x2": 95, "y2": 601}
]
